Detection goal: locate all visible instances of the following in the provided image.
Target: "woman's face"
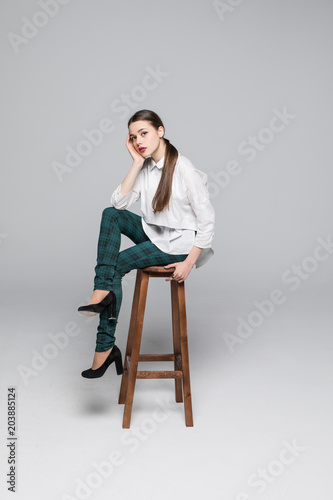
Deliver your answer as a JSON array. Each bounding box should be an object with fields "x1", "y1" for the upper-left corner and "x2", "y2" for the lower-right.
[{"x1": 128, "y1": 120, "x2": 164, "y2": 158}]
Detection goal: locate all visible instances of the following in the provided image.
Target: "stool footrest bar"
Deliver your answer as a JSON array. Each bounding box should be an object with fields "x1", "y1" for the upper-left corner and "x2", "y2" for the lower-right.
[
  {"x1": 138, "y1": 354, "x2": 175, "y2": 362},
  {"x1": 136, "y1": 370, "x2": 183, "y2": 379}
]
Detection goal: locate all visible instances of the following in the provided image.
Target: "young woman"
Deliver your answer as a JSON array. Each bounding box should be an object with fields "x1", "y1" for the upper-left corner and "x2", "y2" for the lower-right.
[{"x1": 78, "y1": 109, "x2": 215, "y2": 379}]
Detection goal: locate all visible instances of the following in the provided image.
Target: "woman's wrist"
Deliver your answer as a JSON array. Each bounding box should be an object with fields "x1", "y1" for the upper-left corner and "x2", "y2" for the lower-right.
[
  {"x1": 185, "y1": 245, "x2": 203, "y2": 266},
  {"x1": 120, "y1": 161, "x2": 143, "y2": 195},
  {"x1": 131, "y1": 159, "x2": 144, "y2": 169}
]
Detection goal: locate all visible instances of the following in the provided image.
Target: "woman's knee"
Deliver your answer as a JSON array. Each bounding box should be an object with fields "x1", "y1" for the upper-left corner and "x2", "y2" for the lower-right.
[{"x1": 102, "y1": 206, "x2": 119, "y2": 218}]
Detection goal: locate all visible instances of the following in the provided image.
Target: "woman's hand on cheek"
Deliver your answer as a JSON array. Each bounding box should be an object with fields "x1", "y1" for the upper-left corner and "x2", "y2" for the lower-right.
[{"x1": 126, "y1": 134, "x2": 145, "y2": 166}]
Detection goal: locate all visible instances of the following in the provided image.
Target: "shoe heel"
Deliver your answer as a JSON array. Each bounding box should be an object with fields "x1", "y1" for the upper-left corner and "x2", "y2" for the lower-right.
[
  {"x1": 107, "y1": 292, "x2": 117, "y2": 320},
  {"x1": 115, "y1": 352, "x2": 124, "y2": 375}
]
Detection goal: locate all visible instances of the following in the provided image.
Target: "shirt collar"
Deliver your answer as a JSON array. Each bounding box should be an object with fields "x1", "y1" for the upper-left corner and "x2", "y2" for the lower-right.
[{"x1": 149, "y1": 155, "x2": 165, "y2": 171}]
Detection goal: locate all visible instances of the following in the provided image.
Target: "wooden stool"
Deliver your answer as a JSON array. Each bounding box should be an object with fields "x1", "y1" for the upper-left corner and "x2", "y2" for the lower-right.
[{"x1": 118, "y1": 265, "x2": 194, "y2": 428}]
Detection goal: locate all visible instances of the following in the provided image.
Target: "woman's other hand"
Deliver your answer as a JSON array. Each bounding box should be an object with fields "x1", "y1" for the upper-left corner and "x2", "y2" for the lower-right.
[{"x1": 164, "y1": 261, "x2": 194, "y2": 283}]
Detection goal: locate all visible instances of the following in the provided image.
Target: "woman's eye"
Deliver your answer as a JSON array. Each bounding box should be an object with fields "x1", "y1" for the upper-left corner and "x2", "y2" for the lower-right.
[{"x1": 142, "y1": 132, "x2": 147, "y2": 136}]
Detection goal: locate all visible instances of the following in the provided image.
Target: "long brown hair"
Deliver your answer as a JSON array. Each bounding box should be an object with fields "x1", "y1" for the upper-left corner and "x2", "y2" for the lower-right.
[{"x1": 128, "y1": 109, "x2": 178, "y2": 213}]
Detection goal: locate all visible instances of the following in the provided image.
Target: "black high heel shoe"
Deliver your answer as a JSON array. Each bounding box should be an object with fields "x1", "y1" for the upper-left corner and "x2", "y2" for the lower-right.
[
  {"x1": 78, "y1": 291, "x2": 117, "y2": 320},
  {"x1": 81, "y1": 345, "x2": 124, "y2": 379}
]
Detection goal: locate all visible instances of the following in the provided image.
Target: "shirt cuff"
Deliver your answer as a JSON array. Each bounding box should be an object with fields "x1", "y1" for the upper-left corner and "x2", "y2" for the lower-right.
[{"x1": 110, "y1": 184, "x2": 133, "y2": 209}]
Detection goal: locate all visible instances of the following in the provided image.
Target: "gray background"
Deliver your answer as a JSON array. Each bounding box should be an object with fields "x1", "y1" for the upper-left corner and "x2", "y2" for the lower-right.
[{"x1": 1, "y1": 1, "x2": 333, "y2": 499}]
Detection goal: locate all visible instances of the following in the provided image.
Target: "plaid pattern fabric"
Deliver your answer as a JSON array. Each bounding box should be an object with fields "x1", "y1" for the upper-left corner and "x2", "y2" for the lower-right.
[{"x1": 93, "y1": 207, "x2": 189, "y2": 352}]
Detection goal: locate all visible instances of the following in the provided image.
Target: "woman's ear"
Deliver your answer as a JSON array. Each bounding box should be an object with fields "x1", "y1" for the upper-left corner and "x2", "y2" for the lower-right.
[{"x1": 158, "y1": 126, "x2": 164, "y2": 138}]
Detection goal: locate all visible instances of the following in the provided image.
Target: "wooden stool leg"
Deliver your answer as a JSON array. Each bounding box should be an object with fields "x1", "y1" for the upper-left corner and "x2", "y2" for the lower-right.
[
  {"x1": 122, "y1": 271, "x2": 150, "y2": 428},
  {"x1": 118, "y1": 270, "x2": 142, "y2": 405},
  {"x1": 177, "y1": 281, "x2": 194, "y2": 427},
  {"x1": 171, "y1": 281, "x2": 183, "y2": 403}
]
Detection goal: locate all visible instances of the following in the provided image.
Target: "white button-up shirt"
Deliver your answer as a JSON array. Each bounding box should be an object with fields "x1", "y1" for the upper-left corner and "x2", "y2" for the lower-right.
[{"x1": 110, "y1": 154, "x2": 215, "y2": 268}]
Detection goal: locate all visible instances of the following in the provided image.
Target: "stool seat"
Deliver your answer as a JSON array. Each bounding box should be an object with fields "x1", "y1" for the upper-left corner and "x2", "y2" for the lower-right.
[
  {"x1": 139, "y1": 265, "x2": 176, "y2": 277},
  {"x1": 118, "y1": 265, "x2": 193, "y2": 428}
]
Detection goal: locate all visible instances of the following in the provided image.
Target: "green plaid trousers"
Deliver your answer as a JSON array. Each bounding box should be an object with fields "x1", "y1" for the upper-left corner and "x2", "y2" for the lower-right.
[{"x1": 93, "y1": 207, "x2": 189, "y2": 352}]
